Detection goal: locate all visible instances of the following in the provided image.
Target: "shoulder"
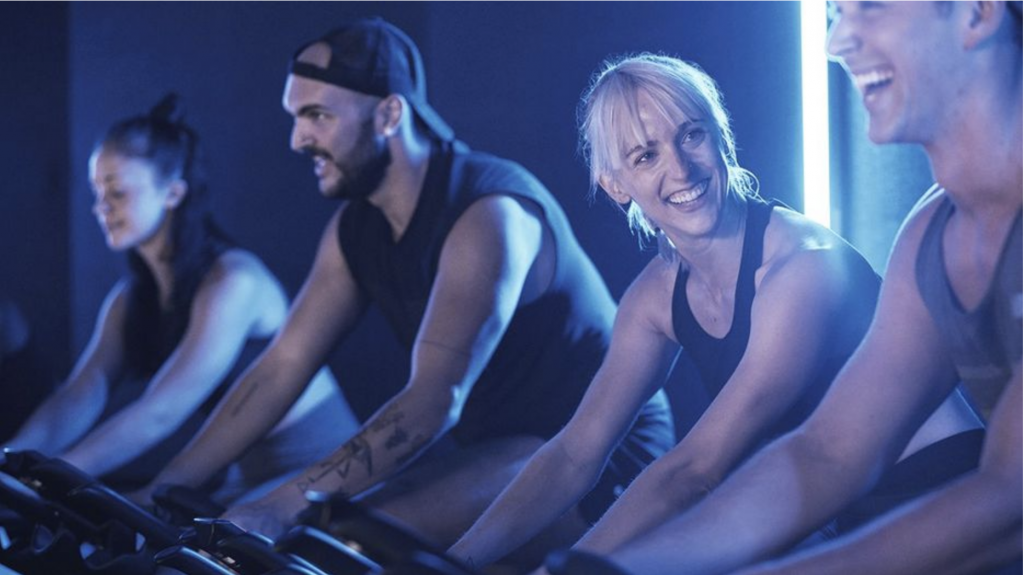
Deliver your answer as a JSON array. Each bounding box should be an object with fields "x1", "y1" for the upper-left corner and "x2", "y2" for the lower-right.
[
  {"x1": 442, "y1": 196, "x2": 546, "y2": 270},
  {"x1": 196, "y1": 249, "x2": 286, "y2": 309},
  {"x1": 100, "y1": 278, "x2": 133, "y2": 317},
  {"x1": 455, "y1": 149, "x2": 547, "y2": 196},
  {"x1": 891, "y1": 185, "x2": 947, "y2": 256},
  {"x1": 453, "y1": 194, "x2": 543, "y2": 236},
  {"x1": 617, "y1": 255, "x2": 678, "y2": 333},
  {"x1": 757, "y1": 203, "x2": 875, "y2": 302},
  {"x1": 205, "y1": 249, "x2": 274, "y2": 284}
]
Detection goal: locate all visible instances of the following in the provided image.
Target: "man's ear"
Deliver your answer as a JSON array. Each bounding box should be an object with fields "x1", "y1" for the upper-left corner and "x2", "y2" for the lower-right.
[
  {"x1": 377, "y1": 94, "x2": 405, "y2": 138},
  {"x1": 598, "y1": 173, "x2": 631, "y2": 205},
  {"x1": 963, "y1": 0, "x2": 1009, "y2": 49},
  {"x1": 164, "y1": 179, "x2": 188, "y2": 209}
]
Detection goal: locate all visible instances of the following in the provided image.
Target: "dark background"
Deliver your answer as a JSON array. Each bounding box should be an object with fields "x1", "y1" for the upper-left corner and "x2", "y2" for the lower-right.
[{"x1": 0, "y1": 1, "x2": 932, "y2": 433}]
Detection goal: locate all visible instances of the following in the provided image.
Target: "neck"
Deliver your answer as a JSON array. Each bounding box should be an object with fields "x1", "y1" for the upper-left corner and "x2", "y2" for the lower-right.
[
  {"x1": 926, "y1": 53, "x2": 1022, "y2": 219},
  {"x1": 136, "y1": 248, "x2": 175, "y2": 310},
  {"x1": 672, "y1": 192, "x2": 748, "y2": 289},
  {"x1": 135, "y1": 216, "x2": 176, "y2": 309},
  {"x1": 368, "y1": 132, "x2": 434, "y2": 240}
]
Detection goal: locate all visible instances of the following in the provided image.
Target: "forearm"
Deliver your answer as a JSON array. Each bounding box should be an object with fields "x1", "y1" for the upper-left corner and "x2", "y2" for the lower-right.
[
  {"x1": 153, "y1": 364, "x2": 303, "y2": 489},
  {"x1": 742, "y1": 471, "x2": 1022, "y2": 575},
  {"x1": 6, "y1": 385, "x2": 104, "y2": 455},
  {"x1": 267, "y1": 390, "x2": 449, "y2": 515},
  {"x1": 61, "y1": 400, "x2": 183, "y2": 476},
  {"x1": 576, "y1": 457, "x2": 711, "y2": 555},
  {"x1": 450, "y1": 436, "x2": 603, "y2": 567},
  {"x1": 611, "y1": 433, "x2": 871, "y2": 575},
  {"x1": 938, "y1": 529, "x2": 1021, "y2": 575}
]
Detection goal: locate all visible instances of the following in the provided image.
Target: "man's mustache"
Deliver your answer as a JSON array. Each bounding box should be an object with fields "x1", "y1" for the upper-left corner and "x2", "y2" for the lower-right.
[{"x1": 301, "y1": 146, "x2": 334, "y2": 162}]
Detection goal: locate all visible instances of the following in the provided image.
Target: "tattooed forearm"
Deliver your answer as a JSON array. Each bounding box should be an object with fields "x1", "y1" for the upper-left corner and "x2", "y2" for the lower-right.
[
  {"x1": 385, "y1": 426, "x2": 408, "y2": 450},
  {"x1": 229, "y1": 381, "x2": 261, "y2": 417},
  {"x1": 369, "y1": 403, "x2": 406, "y2": 433},
  {"x1": 395, "y1": 433, "x2": 431, "y2": 467},
  {"x1": 292, "y1": 400, "x2": 436, "y2": 497},
  {"x1": 296, "y1": 435, "x2": 373, "y2": 493}
]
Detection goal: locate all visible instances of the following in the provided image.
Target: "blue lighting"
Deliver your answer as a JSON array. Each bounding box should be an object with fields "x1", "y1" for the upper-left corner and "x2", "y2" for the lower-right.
[{"x1": 801, "y1": 1, "x2": 832, "y2": 228}]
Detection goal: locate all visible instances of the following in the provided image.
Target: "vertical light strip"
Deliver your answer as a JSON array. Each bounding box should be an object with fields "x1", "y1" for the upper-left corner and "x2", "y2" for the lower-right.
[{"x1": 800, "y1": 1, "x2": 832, "y2": 228}]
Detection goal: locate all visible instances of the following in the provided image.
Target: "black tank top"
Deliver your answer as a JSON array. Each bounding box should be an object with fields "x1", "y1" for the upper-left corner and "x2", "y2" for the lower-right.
[
  {"x1": 101, "y1": 245, "x2": 269, "y2": 490},
  {"x1": 915, "y1": 192, "x2": 1022, "y2": 419},
  {"x1": 339, "y1": 140, "x2": 670, "y2": 443},
  {"x1": 101, "y1": 337, "x2": 269, "y2": 490},
  {"x1": 672, "y1": 197, "x2": 880, "y2": 438}
]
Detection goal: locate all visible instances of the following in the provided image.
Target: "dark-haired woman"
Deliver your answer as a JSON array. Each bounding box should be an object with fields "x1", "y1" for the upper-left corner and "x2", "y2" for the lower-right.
[{"x1": 4, "y1": 95, "x2": 358, "y2": 504}]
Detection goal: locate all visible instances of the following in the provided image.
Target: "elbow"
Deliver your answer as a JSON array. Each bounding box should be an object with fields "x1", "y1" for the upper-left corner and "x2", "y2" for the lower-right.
[
  {"x1": 406, "y1": 385, "x2": 464, "y2": 438},
  {"x1": 441, "y1": 394, "x2": 463, "y2": 434},
  {"x1": 628, "y1": 451, "x2": 725, "y2": 513}
]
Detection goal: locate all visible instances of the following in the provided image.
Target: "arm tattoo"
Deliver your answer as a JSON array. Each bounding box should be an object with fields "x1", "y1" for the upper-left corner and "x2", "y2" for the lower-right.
[
  {"x1": 395, "y1": 433, "x2": 431, "y2": 467},
  {"x1": 296, "y1": 435, "x2": 373, "y2": 494},
  {"x1": 372, "y1": 404, "x2": 411, "y2": 451},
  {"x1": 293, "y1": 403, "x2": 435, "y2": 495},
  {"x1": 369, "y1": 403, "x2": 406, "y2": 432}
]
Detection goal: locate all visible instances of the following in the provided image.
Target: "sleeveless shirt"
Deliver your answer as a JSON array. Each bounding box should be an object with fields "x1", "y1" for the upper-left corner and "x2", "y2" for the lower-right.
[
  {"x1": 338, "y1": 140, "x2": 671, "y2": 443},
  {"x1": 915, "y1": 192, "x2": 1022, "y2": 419},
  {"x1": 672, "y1": 197, "x2": 881, "y2": 438}
]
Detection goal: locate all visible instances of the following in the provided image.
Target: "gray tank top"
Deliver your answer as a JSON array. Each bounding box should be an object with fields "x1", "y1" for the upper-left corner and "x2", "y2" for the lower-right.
[{"x1": 915, "y1": 191, "x2": 1022, "y2": 419}]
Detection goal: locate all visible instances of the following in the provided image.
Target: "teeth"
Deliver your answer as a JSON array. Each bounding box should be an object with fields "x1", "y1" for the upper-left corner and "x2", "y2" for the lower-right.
[
  {"x1": 854, "y1": 69, "x2": 894, "y2": 91},
  {"x1": 667, "y1": 181, "x2": 707, "y2": 205}
]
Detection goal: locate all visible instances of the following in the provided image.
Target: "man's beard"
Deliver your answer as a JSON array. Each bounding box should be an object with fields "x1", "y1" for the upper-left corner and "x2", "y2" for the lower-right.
[{"x1": 313, "y1": 117, "x2": 392, "y2": 201}]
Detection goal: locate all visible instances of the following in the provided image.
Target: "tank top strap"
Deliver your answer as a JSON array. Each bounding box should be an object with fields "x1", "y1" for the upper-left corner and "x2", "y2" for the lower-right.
[
  {"x1": 915, "y1": 193, "x2": 954, "y2": 307},
  {"x1": 670, "y1": 196, "x2": 777, "y2": 396}
]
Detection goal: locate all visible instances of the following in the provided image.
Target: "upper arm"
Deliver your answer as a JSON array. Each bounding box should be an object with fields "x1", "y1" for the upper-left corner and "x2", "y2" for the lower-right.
[
  {"x1": 255, "y1": 208, "x2": 369, "y2": 385},
  {"x1": 560, "y1": 259, "x2": 680, "y2": 463},
  {"x1": 63, "y1": 281, "x2": 131, "y2": 395},
  {"x1": 800, "y1": 206, "x2": 961, "y2": 479},
  {"x1": 674, "y1": 246, "x2": 867, "y2": 481},
  {"x1": 976, "y1": 359, "x2": 1021, "y2": 499},
  {"x1": 138, "y1": 252, "x2": 277, "y2": 410},
  {"x1": 407, "y1": 195, "x2": 544, "y2": 419}
]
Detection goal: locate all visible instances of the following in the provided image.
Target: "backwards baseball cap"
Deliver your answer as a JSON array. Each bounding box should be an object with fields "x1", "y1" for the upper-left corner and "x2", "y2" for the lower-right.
[{"x1": 289, "y1": 17, "x2": 454, "y2": 142}]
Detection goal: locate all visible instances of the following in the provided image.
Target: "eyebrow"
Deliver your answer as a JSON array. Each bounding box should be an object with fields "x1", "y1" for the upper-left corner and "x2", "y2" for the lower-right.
[
  {"x1": 295, "y1": 104, "x2": 328, "y2": 117},
  {"x1": 624, "y1": 119, "x2": 702, "y2": 158},
  {"x1": 624, "y1": 142, "x2": 655, "y2": 158}
]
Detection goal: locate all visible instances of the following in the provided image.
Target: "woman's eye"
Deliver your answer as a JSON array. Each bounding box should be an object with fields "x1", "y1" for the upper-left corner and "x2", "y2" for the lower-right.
[
  {"x1": 680, "y1": 128, "x2": 706, "y2": 148},
  {"x1": 634, "y1": 151, "x2": 655, "y2": 166}
]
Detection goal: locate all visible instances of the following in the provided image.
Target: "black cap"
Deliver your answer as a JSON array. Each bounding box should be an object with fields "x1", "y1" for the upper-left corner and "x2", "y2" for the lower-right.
[{"x1": 289, "y1": 17, "x2": 454, "y2": 142}]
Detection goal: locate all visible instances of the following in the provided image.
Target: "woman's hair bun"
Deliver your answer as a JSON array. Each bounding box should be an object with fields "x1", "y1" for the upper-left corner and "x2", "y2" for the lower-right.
[{"x1": 148, "y1": 92, "x2": 185, "y2": 124}]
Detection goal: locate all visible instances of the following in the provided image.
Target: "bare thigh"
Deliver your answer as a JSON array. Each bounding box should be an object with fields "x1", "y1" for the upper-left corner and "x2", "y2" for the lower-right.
[{"x1": 356, "y1": 434, "x2": 590, "y2": 568}]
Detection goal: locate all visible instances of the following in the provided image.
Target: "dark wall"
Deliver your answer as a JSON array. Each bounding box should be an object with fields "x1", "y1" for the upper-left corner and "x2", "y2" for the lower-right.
[{"x1": 0, "y1": 3, "x2": 70, "y2": 377}]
